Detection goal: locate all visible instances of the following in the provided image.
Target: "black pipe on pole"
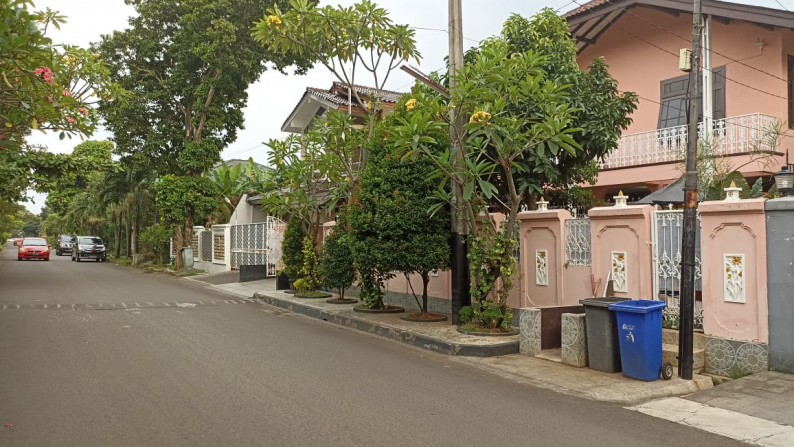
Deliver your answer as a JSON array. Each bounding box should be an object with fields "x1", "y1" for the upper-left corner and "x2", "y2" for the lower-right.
[
  {"x1": 448, "y1": 0, "x2": 470, "y2": 323},
  {"x1": 679, "y1": 0, "x2": 703, "y2": 380}
]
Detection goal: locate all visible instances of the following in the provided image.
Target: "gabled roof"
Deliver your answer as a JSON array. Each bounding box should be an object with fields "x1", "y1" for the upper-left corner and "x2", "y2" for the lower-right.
[
  {"x1": 281, "y1": 82, "x2": 403, "y2": 133},
  {"x1": 564, "y1": 0, "x2": 794, "y2": 52}
]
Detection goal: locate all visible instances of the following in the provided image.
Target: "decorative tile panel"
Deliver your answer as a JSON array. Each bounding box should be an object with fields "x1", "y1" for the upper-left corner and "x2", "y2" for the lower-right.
[
  {"x1": 611, "y1": 251, "x2": 628, "y2": 293},
  {"x1": 561, "y1": 313, "x2": 588, "y2": 367},
  {"x1": 535, "y1": 250, "x2": 548, "y2": 286},
  {"x1": 519, "y1": 308, "x2": 541, "y2": 357},
  {"x1": 723, "y1": 254, "x2": 745, "y2": 303}
]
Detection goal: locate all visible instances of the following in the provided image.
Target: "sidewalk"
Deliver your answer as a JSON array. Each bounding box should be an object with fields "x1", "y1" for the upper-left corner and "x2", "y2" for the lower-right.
[
  {"x1": 194, "y1": 273, "x2": 794, "y2": 445},
  {"x1": 197, "y1": 275, "x2": 711, "y2": 404}
]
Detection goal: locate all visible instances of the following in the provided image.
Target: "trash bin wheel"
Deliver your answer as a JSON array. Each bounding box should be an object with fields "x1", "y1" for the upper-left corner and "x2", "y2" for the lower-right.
[{"x1": 661, "y1": 362, "x2": 674, "y2": 380}]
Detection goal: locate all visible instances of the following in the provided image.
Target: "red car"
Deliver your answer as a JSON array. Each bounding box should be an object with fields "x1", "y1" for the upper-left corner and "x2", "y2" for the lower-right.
[{"x1": 17, "y1": 237, "x2": 51, "y2": 261}]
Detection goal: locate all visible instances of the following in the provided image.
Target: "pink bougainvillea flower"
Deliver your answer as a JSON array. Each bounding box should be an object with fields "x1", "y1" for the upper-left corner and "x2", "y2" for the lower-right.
[
  {"x1": 66, "y1": 116, "x2": 77, "y2": 124},
  {"x1": 78, "y1": 107, "x2": 89, "y2": 115},
  {"x1": 62, "y1": 90, "x2": 72, "y2": 97}
]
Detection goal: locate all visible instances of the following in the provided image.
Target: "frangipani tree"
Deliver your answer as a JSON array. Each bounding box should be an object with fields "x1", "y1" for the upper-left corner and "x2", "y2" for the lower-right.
[
  {"x1": 253, "y1": 0, "x2": 419, "y2": 145},
  {"x1": 393, "y1": 40, "x2": 582, "y2": 328}
]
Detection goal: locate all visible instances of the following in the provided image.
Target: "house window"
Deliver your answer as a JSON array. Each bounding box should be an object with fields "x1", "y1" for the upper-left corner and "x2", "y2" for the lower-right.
[
  {"x1": 788, "y1": 55, "x2": 794, "y2": 129},
  {"x1": 658, "y1": 66, "x2": 726, "y2": 129}
]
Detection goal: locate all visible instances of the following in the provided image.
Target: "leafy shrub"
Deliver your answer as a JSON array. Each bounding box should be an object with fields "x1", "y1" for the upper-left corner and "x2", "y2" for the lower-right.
[
  {"x1": 319, "y1": 228, "x2": 356, "y2": 299},
  {"x1": 301, "y1": 236, "x2": 321, "y2": 292},
  {"x1": 140, "y1": 224, "x2": 171, "y2": 265},
  {"x1": 282, "y1": 218, "x2": 305, "y2": 279}
]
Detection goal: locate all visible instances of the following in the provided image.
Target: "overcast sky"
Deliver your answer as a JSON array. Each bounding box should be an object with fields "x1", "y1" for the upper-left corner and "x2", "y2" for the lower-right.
[{"x1": 22, "y1": 0, "x2": 790, "y2": 213}]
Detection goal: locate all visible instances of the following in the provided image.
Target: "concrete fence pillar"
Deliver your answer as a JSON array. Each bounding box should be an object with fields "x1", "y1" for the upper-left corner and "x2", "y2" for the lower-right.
[
  {"x1": 765, "y1": 198, "x2": 794, "y2": 372},
  {"x1": 588, "y1": 204, "x2": 654, "y2": 300},
  {"x1": 699, "y1": 198, "x2": 767, "y2": 343},
  {"x1": 517, "y1": 209, "x2": 570, "y2": 307}
]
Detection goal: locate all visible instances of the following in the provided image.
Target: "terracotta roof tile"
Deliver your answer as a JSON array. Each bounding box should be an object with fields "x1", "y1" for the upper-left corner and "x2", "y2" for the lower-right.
[
  {"x1": 307, "y1": 81, "x2": 402, "y2": 107},
  {"x1": 563, "y1": 0, "x2": 612, "y2": 18}
]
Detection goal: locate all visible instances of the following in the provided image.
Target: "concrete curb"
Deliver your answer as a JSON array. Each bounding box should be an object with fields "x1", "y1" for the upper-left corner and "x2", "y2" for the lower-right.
[{"x1": 253, "y1": 292, "x2": 518, "y2": 357}]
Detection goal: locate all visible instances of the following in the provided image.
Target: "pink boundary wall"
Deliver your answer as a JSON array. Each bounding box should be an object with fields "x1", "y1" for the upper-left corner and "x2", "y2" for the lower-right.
[
  {"x1": 699, "y1": 199, "x2": 769, "y2": 343},
  {"x1": 588, "y1": 205, "x2": 655, "y2": 301},
  {"x1": 323, "y1": 199, "x2": 769, "y2": 342},
  {"x1": 518, "y1": 209, "x2": 589, "y2": 307}
]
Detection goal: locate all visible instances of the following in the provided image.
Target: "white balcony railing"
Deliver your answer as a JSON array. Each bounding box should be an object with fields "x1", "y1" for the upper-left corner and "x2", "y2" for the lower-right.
[{"x1": 600, "y1": 113, "x2": 779, "y2": 169}]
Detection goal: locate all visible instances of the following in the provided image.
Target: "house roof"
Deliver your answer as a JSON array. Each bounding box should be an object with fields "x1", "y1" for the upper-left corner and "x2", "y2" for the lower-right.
[
  {"x1": 564, "y1": 0, "x2": 794, "y2": 52},
  {"x1": 635, "y1": 176, "x2": 703, "y2": 205},
  {"x1": 281, "y1": 82, "x2": 403, "y2": 133}
]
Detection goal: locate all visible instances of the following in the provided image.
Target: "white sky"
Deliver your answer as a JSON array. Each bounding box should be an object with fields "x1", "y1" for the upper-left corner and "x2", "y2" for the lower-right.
[{"x1": 22, "y1": 0, "x2": 790, "y2": 213}]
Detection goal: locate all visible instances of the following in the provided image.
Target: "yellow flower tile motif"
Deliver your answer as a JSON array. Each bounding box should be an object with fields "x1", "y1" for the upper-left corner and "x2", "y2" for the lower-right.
[
  {"x1": 611, "y1": 251, "x2": 627, "y2": 293},
  {"x1": 724, "y1": 254, "x2": 745, "y2": 303},
  {"x1": 535, "y1": 250, "x2": 548, "y2": 286}
]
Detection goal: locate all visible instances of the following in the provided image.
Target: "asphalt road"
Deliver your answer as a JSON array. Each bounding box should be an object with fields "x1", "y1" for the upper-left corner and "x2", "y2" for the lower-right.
[{"x1": 0, "y1": 243, "x2": 744, "y2": 446}]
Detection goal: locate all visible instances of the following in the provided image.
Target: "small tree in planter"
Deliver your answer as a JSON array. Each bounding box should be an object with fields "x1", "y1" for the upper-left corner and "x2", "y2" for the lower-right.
[
  {"x1": 281, "y1": 217, "x2": 305, "y2": 289},
  {"x1": 319, "y1": 226, "x2": 356, "y2": 303},
  {"x1": 367, "y1": 104, "x2": 451, "y2": 320}
]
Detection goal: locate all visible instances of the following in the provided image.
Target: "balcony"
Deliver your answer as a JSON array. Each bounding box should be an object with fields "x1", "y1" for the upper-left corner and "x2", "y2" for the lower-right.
[{"x1": 600, "y1": 113, "x2": 780, "y2": 170}]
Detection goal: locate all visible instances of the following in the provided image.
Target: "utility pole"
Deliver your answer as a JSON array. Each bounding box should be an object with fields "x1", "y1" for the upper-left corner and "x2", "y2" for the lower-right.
[
  {"x1": 448, "y1": 0, "x2": 470, "y2": 323},
  {"x1": 679, "y1": 0, "x2": 703, "y2": 380}
]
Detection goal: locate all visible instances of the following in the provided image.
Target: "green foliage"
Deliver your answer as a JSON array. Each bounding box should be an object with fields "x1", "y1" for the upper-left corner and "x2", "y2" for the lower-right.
[
  {"x1": 706, "y1": 171, "x2": 751, "y2": 201},
  {"x1": 282, "y1": 217, "x2": 306, "y2": 280},
  {"x1": 206, "y1": 160, "x2": 263, "y2": 224},
  {"x1": 459, "y1": 306, "x2": 474, "y2": 324},
  {"x1": 350, "y1": 112, "x2": 451, "y2": 313},
  {"x1": 319, "y1": 227, "x2": 356, "y2": 298},
  {"x1": 300, "y1": 236, "x2": 322, "y2": 292},
  {"x1": 98, "y1": 0, "x2": 311, "y2": 177},
  {"x1": 292, "y1": 277, "x2": 309, "y2": 294},
  {"x1": 750, "y1": 178, "x2": 764, "y2": 199},
  {"x1": 155, "y1": 175, "x2": 219, "y2": 227},
  {"x1": 0, "y1": 1, "x2": 117, "y2": 148},
  {"x1": 140, "y1": 224, "x2": 172, "y2": 265},
  {"x1": 390, "y1": 11, "x2": 637, "y2": 322},
  {"x1": 253, "y1": 0, "x2": 419, "y2": 139}
]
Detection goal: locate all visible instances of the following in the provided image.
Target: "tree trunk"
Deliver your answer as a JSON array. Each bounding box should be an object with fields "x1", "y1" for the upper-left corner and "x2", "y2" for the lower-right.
[
  {"x1": 114, "y1": 212, "x2": 122, "y2": 258},
  {"x1": 421, "y1": 272, "x2": 430, "y2": 314},
  {"x1": 174, "y1": 224, "x2": 184, "y2": 270},
  {"x1": 125, "y1": 217, "x2": 132, "y2": 257}
]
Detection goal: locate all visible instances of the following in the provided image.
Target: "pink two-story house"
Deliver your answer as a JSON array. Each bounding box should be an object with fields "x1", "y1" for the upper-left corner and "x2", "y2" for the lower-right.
[{"x1": 564, "y1": 0, "x2": 794, "y2": 201}]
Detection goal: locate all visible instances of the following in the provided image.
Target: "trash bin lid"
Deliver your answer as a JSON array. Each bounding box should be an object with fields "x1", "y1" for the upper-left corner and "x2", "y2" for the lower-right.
[
  {"x1": 579, "y1": 297, "x2": 631, "y2": 308},
  {"x1": 608, "y1": 299, "x2": 666, "y2": 313}
]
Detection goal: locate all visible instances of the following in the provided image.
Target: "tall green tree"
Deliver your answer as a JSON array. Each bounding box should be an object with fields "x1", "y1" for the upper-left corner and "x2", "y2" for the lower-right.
[
  {"x1": 97, "y1": 0, "x2": 312, "y2": 268},
  {"x1": 349, "y1": 100, "x2": 450, "y2": 312},
  {"x1": 392, "y1": 11, "x2": 637, "y2": 326}
]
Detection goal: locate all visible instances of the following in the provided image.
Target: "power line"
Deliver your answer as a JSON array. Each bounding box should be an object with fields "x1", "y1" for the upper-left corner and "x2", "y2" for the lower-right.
[
  {"x1": 774, "y1": 0, "x2": 790, "y2": 11},
  {"x1": 567, "y1": 0, "x2": 790, "y2": 101},
  {"x1": 602, "y1": 0, "x2": 793, "y2": 88}
]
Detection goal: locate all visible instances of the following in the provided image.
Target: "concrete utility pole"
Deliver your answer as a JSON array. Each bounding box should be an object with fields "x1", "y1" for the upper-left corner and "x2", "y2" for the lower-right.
[
  {"x1": 679, "y1": 0, "x2": 703, "y2": 380},
  {"x1": 448, "y1": 0, "x2": 470, "y2": 323}
]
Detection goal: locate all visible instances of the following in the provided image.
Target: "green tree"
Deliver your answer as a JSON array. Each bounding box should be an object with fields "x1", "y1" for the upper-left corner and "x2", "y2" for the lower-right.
[
  {"x1": 350, "y1": 104, "x2": 450, "y2": 313},
  {"x1": 281, "y1": 217, "x2": 306, "y2": 281},
  {"x1": 97, "y1": 0, "x2": 312, "y2": 268},
  {"x1": 1, "y1": 1, "x2": 117, "y2": 206},
  {"x1": 254, "y1": 0, "x2": 419, "y2": 144},
  {"x1": 319, "y1": 226, "x2": 356, "y2": 300}
]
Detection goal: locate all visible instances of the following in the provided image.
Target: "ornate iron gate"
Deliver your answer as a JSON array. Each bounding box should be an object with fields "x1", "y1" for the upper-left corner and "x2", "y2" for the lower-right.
[
  {"x1": 229, "y1": 216, "x2": 284, "y2": 276},
  {"x1": 651, "y1": 209, "x2": 703, "y2": 329}
]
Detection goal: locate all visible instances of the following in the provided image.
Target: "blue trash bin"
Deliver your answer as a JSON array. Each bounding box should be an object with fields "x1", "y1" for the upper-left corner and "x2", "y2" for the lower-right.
[{"x1": 608, "y1": 300, "x2": 667, "y2": 381}]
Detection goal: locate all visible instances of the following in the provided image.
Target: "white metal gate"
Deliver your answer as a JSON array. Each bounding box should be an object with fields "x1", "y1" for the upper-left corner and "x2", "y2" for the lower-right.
[
  {"x1": 229, "y1": 216, "x2": 284, "y2": 276},
  {"x1": 651, "y1": 209, "x2": 703, "y2": 329}
]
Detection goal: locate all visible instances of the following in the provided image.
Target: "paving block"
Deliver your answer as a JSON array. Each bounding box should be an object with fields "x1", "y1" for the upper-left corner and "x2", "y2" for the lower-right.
[{"x1": 561, "y1": 313, "x2": 588, "y2": 367}]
